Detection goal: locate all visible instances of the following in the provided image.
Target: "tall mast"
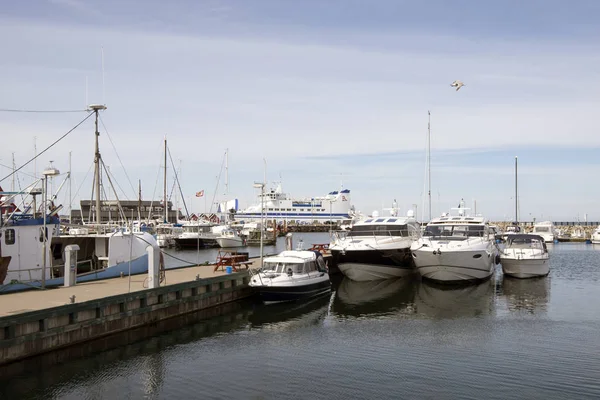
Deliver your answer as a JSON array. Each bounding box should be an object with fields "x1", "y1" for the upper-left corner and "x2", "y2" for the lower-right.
[
  {"x1": 11, "y1": 152, "x2": 15, "y2": 192},
  {"x1": 138, "y1": 179, "x2": 142, "y2": 223},
  {"x1": 89, "y1": 104, "x2": 106, "y2": 225},
  {"x1": 68, "y1": 151, "x2": 72, "y2": 224},
  {"x1": 164, "y1": 137, "x2": 168, "y2": 223},
  {"x1": 515, "y1": 156, "x2": 518, "y2": 223},
  {"x1": 225, "y1": 148, "x2": 229, "y2": 196},
  {"x1": 427, "y1": 111, "x2": 432, "y2": 222}
]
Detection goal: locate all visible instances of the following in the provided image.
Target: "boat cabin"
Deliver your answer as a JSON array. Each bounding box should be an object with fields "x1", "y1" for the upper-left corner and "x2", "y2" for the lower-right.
[
  {"x1": 424, "y1": 216, "x2": 488, "y2": 240},
  {"x1": 348, "y1": 217, "x2": 418, "y2": 237},
  {"x1": 262, "y1": 251, "x2": 326, "y2": 276},
  {"x1": 505, "y1": 234, "x2": 548, "y2": 251}
]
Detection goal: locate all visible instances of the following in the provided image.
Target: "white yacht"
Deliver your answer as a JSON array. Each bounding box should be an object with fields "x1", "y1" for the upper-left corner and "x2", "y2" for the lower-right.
[
  {"x1": 213, "y1": 225, "x2": 245, "y2": 248},
  {"x1": 531, "y1": 221, "x2": 557, "y2": 243},
  {"x1": 500, "y1": 234, "x2": 550, "y2": 278},
  {"x1": 249, "y1": 250, "x2": 331, "y2": 303},
  {"x1": 411, "y1": 206, "x2": 499, "y2": 284},
  {"x1": 591, "y1": 226, "x2": 600, "y2": 244},
  {"x1": 330, "y1": 210, "x2": 421, "y2": 281},
  {"x1": 174, "y1": 220, "x2": 218, "y2": 248},
  {"x1": 156, "y1": 223, "x2": 183, "y2": 248},
  {"x1": 236, "y1": 183, "x2": 355, "y2": 222}
]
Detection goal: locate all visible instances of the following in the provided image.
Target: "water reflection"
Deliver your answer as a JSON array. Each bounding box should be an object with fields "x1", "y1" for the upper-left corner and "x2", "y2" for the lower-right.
[
  {"x1": 414, "y1": 279, "x2": 495, "y2": 319},
  {"x1": 248, "y1": 294, "x2": 331, "y2": 330},
  {"x1": 331, "y1": 277, "x2": 417, "y2": 318},
  {"x1": 500, "y1": 276, "x2": 551, "y2": 315}
]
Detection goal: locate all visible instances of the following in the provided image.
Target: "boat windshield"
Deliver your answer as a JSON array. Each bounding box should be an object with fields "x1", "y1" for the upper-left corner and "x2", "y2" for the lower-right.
[
  {"x1": 424, "y1": 224, "x2": 485, "y2": 240},
  {"x1": 263, "y1": 261, "x2": 305, "y2": 274},
  {"x1": 507, "y1": 237, "x2": 547, "y2": 250},
  {"x1": 534, "y1": 226, "x2": 549, "y2": 232},
  {"x1": 348, "y1": 224, "x2": 411, "y2": 237}
]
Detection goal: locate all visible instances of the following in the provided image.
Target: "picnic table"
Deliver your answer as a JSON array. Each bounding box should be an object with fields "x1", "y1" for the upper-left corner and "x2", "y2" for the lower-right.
[{"x1": 214, "y1": 251, "x2": 251, "y2": 272}]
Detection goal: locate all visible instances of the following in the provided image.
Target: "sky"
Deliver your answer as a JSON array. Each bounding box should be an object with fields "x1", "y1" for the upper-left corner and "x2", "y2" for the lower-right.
[{"x1": 1, "y1": 0, "x2": 600, "y2": 222}]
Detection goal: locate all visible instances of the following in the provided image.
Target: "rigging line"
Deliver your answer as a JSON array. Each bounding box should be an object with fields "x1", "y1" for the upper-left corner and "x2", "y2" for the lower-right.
[
  {"x1": 0, "y1": 162, "x2": 37, "y2": 180},
  {"x1": 209, "y1": 153, "x2": 226, "y2": 214},
  {"x1": 0, "y1": 112, "x2": 94, "y2": 184},
  {"x1": 100, "y1": 158, "x2": 128, "y2": 223},
  {"x1": 148, "y1": 140, "x2": 165, "y2": 221},
  {"x1": 98, "y1": 115, "x2": 137, "y2": 198},
  {"x1": 0, "y1": 108, "x2": 88, "y2": 113},
  {"x1": 104, "y1": 159, "x2": 130, "y2": 204},
  {"x1": 167, "y1": 146, "x2": 189, "y2": 219}
]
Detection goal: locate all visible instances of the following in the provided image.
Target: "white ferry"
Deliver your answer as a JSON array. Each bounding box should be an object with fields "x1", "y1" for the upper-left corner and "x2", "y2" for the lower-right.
[{"x1": 235, "y1": 183, "x2": 354, "y2": 222}]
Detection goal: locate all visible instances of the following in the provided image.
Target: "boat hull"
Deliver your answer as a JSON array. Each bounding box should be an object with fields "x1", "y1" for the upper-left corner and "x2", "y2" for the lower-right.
[
  {"x1": 0, "y1": 254, "x2": 150, "y2": 294},
  {"x1": 174, "y1": 238, "x2": 218, "y2": 249},
  {"x1": 252, "y1": 279, "x2": 331, "y2": 304},
  {"x1": 413, "y1": 249, "x2": 495, "y2": 283},
  {"x1": 216, "y1": 237, "x2": 245, "y2": 248},
  {"x1": 501, "y1": 257, "x2": 549, "y2": 278},
  {"x1": 337, "y1": 262, "x2": 414, "y2": 281}
]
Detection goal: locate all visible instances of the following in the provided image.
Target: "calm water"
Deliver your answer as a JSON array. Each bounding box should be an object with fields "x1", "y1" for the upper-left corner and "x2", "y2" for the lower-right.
[{"x1": 3, "y1": 242, "x2": 600, "y2": 399}]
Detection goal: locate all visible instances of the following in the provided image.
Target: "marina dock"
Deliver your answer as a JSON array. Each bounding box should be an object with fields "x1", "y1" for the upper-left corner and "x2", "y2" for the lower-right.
[{"x1": 0, "y1": 260, "x2": 263, "y2": 366}]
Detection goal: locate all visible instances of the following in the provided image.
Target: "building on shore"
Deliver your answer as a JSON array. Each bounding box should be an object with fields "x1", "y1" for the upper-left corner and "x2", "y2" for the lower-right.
[{"x1": 69, "y1": 200, "x2": 182, "y2": 224}]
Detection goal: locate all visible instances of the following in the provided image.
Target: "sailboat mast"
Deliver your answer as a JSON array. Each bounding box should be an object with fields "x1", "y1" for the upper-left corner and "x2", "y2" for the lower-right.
[
  {"x1": 515, "y1": 156, "x2": 518, "y2": 223},
  {"x1": 68, "y1": 151, "x2": 72, "y2": 224},
  {"x1": 164, "y1": 137, "x2": 168, "y2": 223},
  {"x1": 138, "y1": 180, "x2": 142, "y2": 223},
  {"x1": 427, "y1": 111, "x2": 432, "y2": 222},
  {"x1": 225, "y1": 148, "x2": 229, "y2": 196},
  {"x1": 88, "y1": 104, "x2": 106, "y2": 226}
]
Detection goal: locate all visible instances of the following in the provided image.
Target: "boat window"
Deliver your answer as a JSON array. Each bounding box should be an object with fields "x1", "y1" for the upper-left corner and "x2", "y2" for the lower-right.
[
  {"x1": 4, "y1": 229, "x2": 15, "y2": 245},
  {"x1": 306, "y1": 261, "x2": 317, "y2": 272},
  {"x1": 348, "y1": 224, "x2": 410, "y2": 237},
  {"x1": 388, "y1": 218, "x2": 397, "y2": 222},
  {"x1": 375, "y1": 218, "x2": 385, "y2": 222},
  {"x1": 534, "y1": 227, "x2": 549, "y2": 232},
  {"x1": 423, "y1": 224, "x2": 481, "y2": 240},
  {"x1": 316, "y1": 257, "x2": 327, "y2": 271}
]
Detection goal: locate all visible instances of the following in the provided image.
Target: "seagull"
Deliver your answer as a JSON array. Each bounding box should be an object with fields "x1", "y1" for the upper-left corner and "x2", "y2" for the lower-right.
[{"x1": 450, "y1": 80, "x2": 465, "y2": 91}]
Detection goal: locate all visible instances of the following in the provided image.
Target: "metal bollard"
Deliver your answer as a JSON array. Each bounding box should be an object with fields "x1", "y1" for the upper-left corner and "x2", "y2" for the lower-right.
[{"x1": 63, "y1": 244, "x2": 80, "y2": 287}]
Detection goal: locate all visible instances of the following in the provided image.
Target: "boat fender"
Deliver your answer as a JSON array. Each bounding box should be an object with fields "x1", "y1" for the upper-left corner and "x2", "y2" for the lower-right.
[
  {"x1": 494, "y1": 254, "x2": 501, "y2": 265},
  {"x1": 433, "y1": 249, "x2": 442, "y2": 255}
]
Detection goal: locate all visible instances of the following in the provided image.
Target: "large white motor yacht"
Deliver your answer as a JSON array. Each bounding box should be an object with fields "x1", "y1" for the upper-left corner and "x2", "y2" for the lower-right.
[
  {"x1": 410, "y1": 206, "x2": 499, "y2": 284},
  {"x1": 531, "y1": 221, "x2": 557, "y2": 244},
  {"x1": 330, "y1": 210, "x2": 421, "y2": 281},
  {"x1": 500, "y1": 234, "x2": 550, "y2": 278},
  {"x1": 591, "y1": 226, "x2": 600, "y2": 244}
]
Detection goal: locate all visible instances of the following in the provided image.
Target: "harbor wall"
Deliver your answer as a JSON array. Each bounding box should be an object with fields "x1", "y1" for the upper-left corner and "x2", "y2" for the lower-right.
[{"x1": 0, "y1": 273, "x2": 253, "y2": 366}]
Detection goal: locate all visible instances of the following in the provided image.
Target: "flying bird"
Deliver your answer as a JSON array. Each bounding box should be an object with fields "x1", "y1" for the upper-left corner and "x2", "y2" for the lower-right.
[{"x1": 450, "y1": 80, "x2": 465, "y2": 91}]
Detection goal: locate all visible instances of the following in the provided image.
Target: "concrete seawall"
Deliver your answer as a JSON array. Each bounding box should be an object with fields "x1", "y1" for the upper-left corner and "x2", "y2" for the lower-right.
[{"x1": 0, "y1": 272, "x2": 253, "y2": 366}]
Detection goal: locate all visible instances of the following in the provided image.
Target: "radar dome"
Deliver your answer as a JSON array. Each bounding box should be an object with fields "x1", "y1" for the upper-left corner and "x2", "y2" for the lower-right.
[
  {"x1": 372, "y1": 210, "x2": 379, "y2": 218},
  {"x1": 406, "y1": 210, "x2": 415, "y2": 218}
]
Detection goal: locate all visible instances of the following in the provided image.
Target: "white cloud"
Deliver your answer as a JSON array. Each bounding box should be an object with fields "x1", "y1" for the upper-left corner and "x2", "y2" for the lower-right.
[{"x1": 1, "y1": 14, "x2": 599, "y2": 220}]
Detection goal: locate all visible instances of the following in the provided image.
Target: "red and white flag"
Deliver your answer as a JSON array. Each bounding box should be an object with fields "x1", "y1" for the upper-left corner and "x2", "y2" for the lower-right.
[{"x1": 195, "y1": 190, "x2": 204, "y2": 197}]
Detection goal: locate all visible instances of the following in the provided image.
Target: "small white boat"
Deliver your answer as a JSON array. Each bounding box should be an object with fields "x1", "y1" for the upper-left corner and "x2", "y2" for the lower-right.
[
  {"x1": 215, "y1": 226, "x2": 245, "y2": 248},
  {"x1": 501, "y1": 234, "x2": 549, "y2": 278},
  {"x1": 532, "y1": 221, "x2": 557, "y2": 244},
  {"x1": 249, "y1": 250, "x2": 331, "y2": 304},
  {"x1": 156, "y1": 224, "x2": 183, "y2": 248},
  {"x1": 591, "y1": 226, "x2": 600, "y2": 244}
]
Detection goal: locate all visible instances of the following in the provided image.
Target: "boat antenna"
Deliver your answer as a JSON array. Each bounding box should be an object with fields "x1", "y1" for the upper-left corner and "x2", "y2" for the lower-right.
[
  {"x1": 514, "y1": 156, "x2": 518, "y2": 224},
  {"x1": 427, "y1": 110, "x2": 432, "y2": 222},
  {"x1": 164, "y1": 136, "x2": 168, "y2": 223},
  {"x1": 101, "y1": 46, "x2": 106, "y2": 105}
]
